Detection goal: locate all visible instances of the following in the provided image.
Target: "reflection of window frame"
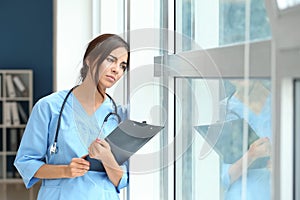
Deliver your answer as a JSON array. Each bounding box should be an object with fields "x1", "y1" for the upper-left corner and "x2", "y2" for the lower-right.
[
  {"x1": 156, "y1": 39, "x2": 272, "y2": 199},
  {"x1": 265, "y1": 0, "x2": 300, "y2": 199}
]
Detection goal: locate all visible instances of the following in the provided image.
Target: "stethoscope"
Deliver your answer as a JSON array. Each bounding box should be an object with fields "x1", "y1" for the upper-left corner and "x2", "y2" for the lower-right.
[{"x1": 49, "y1": 86, "x2": 121, "y2": 154}]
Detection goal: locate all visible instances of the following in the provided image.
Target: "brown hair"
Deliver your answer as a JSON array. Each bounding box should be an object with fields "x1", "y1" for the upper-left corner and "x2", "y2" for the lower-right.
[{"x1": 80, "y1": 34, "x2": 129, "y2": 95}]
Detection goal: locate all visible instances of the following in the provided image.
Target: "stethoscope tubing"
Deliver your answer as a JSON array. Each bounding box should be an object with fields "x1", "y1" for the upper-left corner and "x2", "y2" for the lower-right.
[{"x1": 50, "y1": 86, "x2": 121, "y2": 154}]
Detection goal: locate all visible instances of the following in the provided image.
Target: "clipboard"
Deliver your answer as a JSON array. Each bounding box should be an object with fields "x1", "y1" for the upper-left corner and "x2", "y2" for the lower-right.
[
  {"x1": 85, "y1": 119, "x2": 164, "y2": 172},
  {"x1": 194, "y1": 119, "x2": 269, "y2": 168}
]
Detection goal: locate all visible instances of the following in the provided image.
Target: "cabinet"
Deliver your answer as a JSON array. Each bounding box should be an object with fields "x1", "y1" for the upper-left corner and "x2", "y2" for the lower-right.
[{"x1": 0, "y1": 70, "x2": 39, "y2": 199}]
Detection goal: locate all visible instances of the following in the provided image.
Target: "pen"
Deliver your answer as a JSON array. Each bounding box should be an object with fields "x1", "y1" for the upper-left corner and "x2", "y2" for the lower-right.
[{"x1": 97, "y1": 122, "x2": 107, "y2": 140}]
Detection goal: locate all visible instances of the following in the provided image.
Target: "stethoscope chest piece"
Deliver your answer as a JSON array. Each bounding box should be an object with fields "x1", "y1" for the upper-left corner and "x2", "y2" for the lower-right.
[{"x1": 50, "y1": 142, "x2": 58, "y2": 154}]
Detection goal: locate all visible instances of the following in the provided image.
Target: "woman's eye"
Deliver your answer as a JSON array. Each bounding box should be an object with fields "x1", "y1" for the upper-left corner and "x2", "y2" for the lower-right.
[
  {"x1": 120, "y1": 64, "x2": 127, "y2": 71},
  {"x1": 106, "y1": 57, "x2": 115, "y2": 63}
]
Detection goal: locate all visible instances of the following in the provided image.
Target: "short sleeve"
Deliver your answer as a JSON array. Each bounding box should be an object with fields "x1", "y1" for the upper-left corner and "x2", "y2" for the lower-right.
[
  {"x1": 221, "y1": 163, "x2": 232, "y2": 191},
  {"x1": 116, "y1": 161, "x2": 129, "y2": 192},
  {"x1": 14, "y1": 99, "x2": 51, "y2": 188}
]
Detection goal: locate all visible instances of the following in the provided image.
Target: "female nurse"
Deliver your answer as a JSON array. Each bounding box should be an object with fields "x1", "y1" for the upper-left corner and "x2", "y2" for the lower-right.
[
  {"x1": 14, "y1": 34, "x2": 130, "y2": 200},
  {"x1": 221, "y1": 80, "x2": 272, "y2": 200}
]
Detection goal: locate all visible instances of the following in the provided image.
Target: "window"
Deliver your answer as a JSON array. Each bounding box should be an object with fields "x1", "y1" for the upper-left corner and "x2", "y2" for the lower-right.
[
  {"x1": 277, "y1": 0, "x2": 300, "y2": 10},
  {"x1": 175, "y1": 0, "x2": 271, "y2": 51},
  {"x1": 294, "y1": 80, "x2": 300, "y2": 200}
]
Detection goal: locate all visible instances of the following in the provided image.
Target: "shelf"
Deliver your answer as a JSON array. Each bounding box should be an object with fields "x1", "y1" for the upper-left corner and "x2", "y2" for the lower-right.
[
  {"x1": 0, "y1": 70, "x2": 33, "y2": 187},
  {"x1": 0, "y1": 179, "x2": 23, "y2": 184}
]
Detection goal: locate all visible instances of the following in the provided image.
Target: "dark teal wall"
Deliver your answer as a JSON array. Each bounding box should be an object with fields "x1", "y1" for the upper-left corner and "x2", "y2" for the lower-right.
[{"x1": 0, "y1": 0, "x2": 53, "y2": 103}]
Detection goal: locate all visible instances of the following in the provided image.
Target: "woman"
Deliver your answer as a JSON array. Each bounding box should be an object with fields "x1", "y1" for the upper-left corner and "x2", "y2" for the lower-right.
[
  {"x1": 14, "y1": 34, "x2": 130, "y2": 199},
  {"x1": 221, "y1": 80, "x2": 271, "y2": 200}
]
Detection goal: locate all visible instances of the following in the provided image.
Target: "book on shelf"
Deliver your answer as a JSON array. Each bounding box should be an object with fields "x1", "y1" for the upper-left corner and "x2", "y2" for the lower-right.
[
  {"x1": 5, "y1": 102, "x2": 12, "y2": 125},
  {"x1": 17, "y1": 128, "x2": 25, "y2": 149},
  {"x1": 17, "y1": 102, "x2": 28, "y2": 123},
  {"x1": 6, "y1": 155, "x2": 18, "y2": 178},
  {"x1": 6, "y1": 75, "x2": 16, "y2": 98},
  {"x1": 0, "y1": 130, "x2": 2, "y2": 151},
  {"x1": 0, "y1": 74, "x2": 2, "y2": 97},
  {"x1": 4, "y1": 102, "x2": 27, "y2": 125},
  {"x1": 12, "y1": 75, "x2": 28, "y2": 97},
  {"x1": 7, "y1": 128, "x2": 18, "y2": 151},
  {"x1": 11, "y1": 102, "x2": 20, "y2": 125},
  {"x1": 0, "y1": 157, "x2": 3, "y2": 178}
]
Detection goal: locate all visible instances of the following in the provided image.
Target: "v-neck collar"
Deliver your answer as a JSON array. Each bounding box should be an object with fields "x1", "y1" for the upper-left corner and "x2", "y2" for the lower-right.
[{"x1": 71, "y1": 93, "x2": 109, "y2": 117}]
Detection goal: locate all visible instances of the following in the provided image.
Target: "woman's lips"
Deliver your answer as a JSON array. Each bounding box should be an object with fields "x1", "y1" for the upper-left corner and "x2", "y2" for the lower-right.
[{"x1": 106, "y1": 75, "x2": 115, "y2": 82}]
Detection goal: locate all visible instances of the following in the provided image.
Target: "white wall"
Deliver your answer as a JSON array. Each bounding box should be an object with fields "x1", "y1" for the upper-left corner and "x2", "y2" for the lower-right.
[{"x1": 54, "y1": 0, "x2": 93, "y2": 91}]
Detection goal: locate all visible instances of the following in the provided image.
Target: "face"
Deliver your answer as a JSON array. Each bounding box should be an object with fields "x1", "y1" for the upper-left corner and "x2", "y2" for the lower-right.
[{"x1": 98, "y1": 47, "x2": 128, "y2": 89}]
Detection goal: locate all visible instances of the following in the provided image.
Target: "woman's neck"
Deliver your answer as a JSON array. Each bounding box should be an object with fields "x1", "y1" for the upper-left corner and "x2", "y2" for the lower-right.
[{"x1": 73, "y1": 81, "x2": 106, "y2": 114}]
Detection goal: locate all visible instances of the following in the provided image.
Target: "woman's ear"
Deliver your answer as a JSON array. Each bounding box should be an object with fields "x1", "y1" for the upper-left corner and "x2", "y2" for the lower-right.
[{"x1": 84, "y1": 57, "x2": 91, "y2": 68}]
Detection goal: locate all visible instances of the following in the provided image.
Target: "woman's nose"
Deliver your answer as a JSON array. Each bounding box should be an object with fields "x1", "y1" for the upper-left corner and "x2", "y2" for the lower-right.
[
  {"x1": 112, "y1": 61, "x2": 124, "y2": 73},
  {"x1": 111, "y1": 63, "x2": 120, "y2": 74}
]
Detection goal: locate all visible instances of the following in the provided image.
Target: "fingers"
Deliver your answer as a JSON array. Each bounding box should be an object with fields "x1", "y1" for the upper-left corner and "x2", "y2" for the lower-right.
[
  {"x1": 249, "y1": 137, "x2": 271, "y2": 159},
  {"x1": 88, "y1": 139, "x2": 112, "y2": 161},
  {"x1": 67, "y1": 158, "x2": 90, "y2": 178},
  {"x1": 252, "y1": 137, "x2": 269, "y2": 146},
  {"x1": 96, "y1": 139, "x2": 110, "y2": 149},
  {"x1": 88, "y1": 143, "x2": 102, "y2": 159}
]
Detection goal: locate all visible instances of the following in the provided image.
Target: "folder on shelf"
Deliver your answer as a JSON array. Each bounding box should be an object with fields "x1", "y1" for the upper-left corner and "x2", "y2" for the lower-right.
[
  {"x1": 12, "y1": 75, "x2": 28, "y2": 97},
  {"x1": 4, "y1": 102, "x2": 12, "y2": 125},
  {"x1": 0, "y1": 156, "x2": 2, "y2": 178},
  {"x1": 17, "y1": 102, "x2": 28, "y2": 123},
  {"x1": 194, "y1": 119, "x2": 270, "y2": 168},
  {"x1": 6, "y1": 75, "x2": 16, "y2": 98},
  {"x1": 85, "y1": 119, "x2": 164, "y2": 172},
  {"x1": 0, "y1": 74, "x2": 2, "y2": 97},
  {"x1": 11, "y1": 102, "x2": 20, "y2": 125},
  {"x1": 8, "y1": 128, "x2": 18, "y2": 151}
]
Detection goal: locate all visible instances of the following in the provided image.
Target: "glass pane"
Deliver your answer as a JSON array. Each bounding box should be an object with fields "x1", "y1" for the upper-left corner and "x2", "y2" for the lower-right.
[
  {"x1": 175, "y1": 78, "x2": 272, "y2": 200},
  {"x1": 277, "y1": 0, "x2": 300, "y2": 10},
  {"x1": 219, "y1": 0, "x2": 271, "y2": 46},
  {"x1": 176, "y1": 0, "x2": 271, "y2": 50},
  {"x1": 100, "y1": 0, "x2": 124, "y2": 34},
  {"x1": 130, "y1": 0, "x2": 160, "y2": 29},
  {"x1": 295, "y1": 80, "x2": 300, "y2": 200},
  {"x1": 128, "y1": 1, "x2": 162, "y2": 200}
]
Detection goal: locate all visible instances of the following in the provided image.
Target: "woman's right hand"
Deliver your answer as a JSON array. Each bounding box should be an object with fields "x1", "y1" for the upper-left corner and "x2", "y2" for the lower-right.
[
  {"x1": 248, "y1": 137, "x2": 271, "y2": 163},
  {"x1": 65, "y1": 157, "x2": 90, "y2": 178}
]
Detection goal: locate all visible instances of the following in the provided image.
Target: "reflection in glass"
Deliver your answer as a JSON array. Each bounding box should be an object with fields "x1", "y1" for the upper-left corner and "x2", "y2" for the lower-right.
[
  {"x1": 218, "y1": 79, "x2": 271, "y2": 200},
  {"x1": 176, "y1": 78, "x2": 272, "y2": 199},
  {"x1": 219, "y1": 0, "x2": 271, "y2": 45}
]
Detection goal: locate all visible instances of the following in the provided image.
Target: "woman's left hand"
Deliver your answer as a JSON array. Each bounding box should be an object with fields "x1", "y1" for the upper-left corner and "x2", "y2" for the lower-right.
[
  {"x1": 89, "y1": 139, "x2": 124, "y2": 186},
  {"x1": 88, "y1": 139, "x2": 112, "y2": 162}
]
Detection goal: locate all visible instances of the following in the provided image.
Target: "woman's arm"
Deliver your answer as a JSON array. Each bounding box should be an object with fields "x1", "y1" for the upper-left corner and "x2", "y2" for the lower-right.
[
  {"x1": 102, "y1": 152, "x2": 124, "y2": 187},
  {"x1": 88, "y1": 139, "x2": 124, "y2": 186},
  {"x1": 228, "y1": 137, "x2": 271, "y2": 184},
  {"x1": 34, "y1": 157, "x2": 90, "y2": 179}
]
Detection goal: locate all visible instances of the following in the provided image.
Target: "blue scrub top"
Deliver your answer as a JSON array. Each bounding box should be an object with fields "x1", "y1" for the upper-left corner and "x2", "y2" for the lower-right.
[
  {"x1": 14, "y1": 90, "x2": 129, "y2": 200},
  {"x1": 221, "y1": 94, "x2": 271, "y2": 200}
]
